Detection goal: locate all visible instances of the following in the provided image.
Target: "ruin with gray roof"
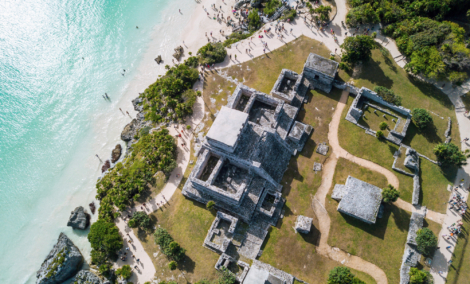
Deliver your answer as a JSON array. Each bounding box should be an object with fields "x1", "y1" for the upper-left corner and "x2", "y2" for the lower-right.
[
  {"x1": 399, "y1": 212, "x2": 425, "y2": 284},
  {"x1": 183, "y1": 54, "x2": 337, "y2": 281},
  {"x1": 332, "y1": 176, "x2": 383, "y2": 224},
  {"x1": 392, "y1": 146, "x2": 421, "y2": 205}
]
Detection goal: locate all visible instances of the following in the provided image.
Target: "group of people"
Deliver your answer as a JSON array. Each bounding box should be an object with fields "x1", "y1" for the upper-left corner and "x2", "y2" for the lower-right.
[{"x1": 449, "y1": 190, "x2": 467, "y2": 216}]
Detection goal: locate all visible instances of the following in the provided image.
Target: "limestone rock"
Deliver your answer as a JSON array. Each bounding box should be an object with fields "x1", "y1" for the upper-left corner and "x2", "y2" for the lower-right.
[
  {"x1": 121, "y1": 119, "x2": 138, "y2": 142},
  {"x1": 36, "y1": 233, "x2": 84, "y2": 284},
  {"x1": 67, "y1": 206, "x2": 90, "y2": 230},
  {"x1": 72, "y1": 270, "x2": 102, "y2": 284},
  {"x1": 173, "y1": 46, "x2": 184, "y2": 60},
  {"x1": 155, "y1": 55, "x2": 162, "y2": 64},
  {"x1": 101, "y1": 160, "x2": 111, "y2": 173},
  {"x1": 111, "y1": 144, "x2": 122, "y2": 163}
]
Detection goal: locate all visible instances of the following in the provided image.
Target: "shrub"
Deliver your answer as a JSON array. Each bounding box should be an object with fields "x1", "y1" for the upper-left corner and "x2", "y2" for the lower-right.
[
  {"x1": 154, "y1": 228, "x2": 186, "y2": 262},
  {"x1": 264, "y1": 0, "x2": 280, "y2": 17},
  {"x1": 217, "y1": 267, "x2": 237, "y2": 284},
  {"x1": 433, "y1": 143, "x2": 467, "y2": 165},
  {"x1": 376, "y1": 130, "x2": 384, "y2": 139},
  {"x1": 206, "y1": 200, "x2": 215, "y2": 210},
  {"x1": 329, "y1": 55, "x2": 336, "y2": 61},
  {"x1": 314, "y1": 5, "x2": 332, "y2": 22},
  {"x1": 379, "y1": 122, "x2": 388, "y2": 130},
  {"x1": 371, "y1": 31, "x2": 377, "y2": 38},
  {"x1": 382, "y1": 184, "x2": 399, "y2": 203},
  {"x1": 248, "y1": 9, "x2": 261, "y2": 29},
  {"x1": 411, "y1": 108, "x2": 432, "y2": 129},
  {"x1": 168, "y1": 261, "x2": 177, "y2": 270},
  {"x1": 416, "y1": 228, "x2": 438, "y2": 256},
  {"x1": 128, "y1": 219, "x2": 136, "y2": 228},
  {"x1": 197, "y1": 42, "x2": 227, "y2": 65},
  {"x1": 88, "y1": 219, "x2": 123, "y2": 265},
  {"x1": 448, "y1": 71, "x2": 468, "y2": 86},
  {"x1": 409, "y1": 268, "x2": 433, "y2": 284},
  {"x1": 99, "y1": 263, "x2": 111, "y2": 276},
  {"x1": 339, "y1": 62, "x2": 350, "y2": 71},
  {"x1": 374, "y1": 86, "x2": 402, "y2": 105},
  {"x1": 186, "y1": 125, "x2": 191, "y2": 130},
  {"x1": 341, "y1": 35, "x2": 376, "y2": 65},
  {"x1": 280, "y1": 9, "x2": 297, "y2": 21},
  {"x1": 184, "y1": 56, "x2": 199, "y2": 68},
  {"x1": 327, "y1": 267, "x2": 366, "y2": 284},
  {"x1": 223, "y1": 32, "x2": 253, "y2": 47},
  {"x1": 129, "y1": 211, "x2": 152, "y2": 230},
  {"x1": 116, "y1": 265, "x2": 132, "y2": 279},
  {"x1": 346, "y1": 3, "x2": 379, "y2": 27}
]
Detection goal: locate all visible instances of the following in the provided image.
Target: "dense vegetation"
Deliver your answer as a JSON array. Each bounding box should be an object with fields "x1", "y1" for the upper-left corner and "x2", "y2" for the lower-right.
[
  {"x1": 433, "y1": 142, "x2": 467, "y2": 165},
  {"x1": 140, "y1": 63, "x2": 199, "y2": 123},
  {"x1": 96, "y1": 129, "x2": 177, "y2": 221},
  {"x1": 374, "y1": 86, "x2": 402, "y2": 105},
  {"x1": 116, "y1": 265, "x2": 132, "y2": 279},
  {"x1": 341, "y1": 35, "x2": 377, "y2": 65},
  {"x1": 411, "y1": 108, "x2": 432, "y2": 129},
  {"x1": 346, "y1": 0, "x2": 470, "y2": 82},
  {"x1": 197, "y1": 42, "x2": 227, "y2": 65},
  {"x1": 88, "y1": 219, "x2": 123, "y2": 265},
  {"x1": 223, "y1": 32, "x2": 254, "y2": 47},
  {"x1": 194, "y1": 268, "x2": 237, "y2": 284},
  {"x1": 327, "y1": 267, "x2": 366, "y2": 284},
  {"x1": 409, "y1": 268, "x2": 433, "y2": 284},
  {"x1": 154, "y1": 228, "x2": 187, "y2": 262},
  {"x1": 248, "y1": 9, "x2": 261, "y2": 30},
  {"x1": 416, "y1": 228, "x2": 438, "y2": 256},
  {"x1": 264, "y1": 0, "x2": 281, "y2": 17},
  {"x1": 128, "y1": 211, "x2": 152, "y2": 230}
]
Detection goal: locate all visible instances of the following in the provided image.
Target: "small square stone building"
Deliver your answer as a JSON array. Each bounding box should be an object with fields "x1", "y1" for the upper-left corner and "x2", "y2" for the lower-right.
[
  {"x1": 303, "y1": 53, "x2": 339, "y2": 93},
  {"x1": 332, "y1": 176, "x2": 383, "y2": 224},
  {"x1": 294, "y1": 215, "x2": 313, "y2": 234}
]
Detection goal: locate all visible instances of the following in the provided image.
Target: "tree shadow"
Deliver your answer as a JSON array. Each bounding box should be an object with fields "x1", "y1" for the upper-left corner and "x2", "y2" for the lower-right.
[
  {"x1": 402, "y1": 122, "x2": 442, "y2": 146},
  {"x1": 356, "y1": 57, "x2": 394, "y2": 88},
  {"x1": 299, "y1": 222, "x2": 321, "y2": 246},
  {"x1": 179, "y1": 254, "x2": 196, "y2": 274}
]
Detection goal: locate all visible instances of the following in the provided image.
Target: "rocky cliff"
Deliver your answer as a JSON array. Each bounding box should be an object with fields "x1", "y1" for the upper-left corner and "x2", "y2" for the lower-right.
[
  {"x1": 72, "y1": 270, "x2": 103, "y2": 284},
  {"x1": 36, "y1": 233, "x2": 83, "y2": 284},
  {"x1": 67, "y1": 206, "x2": 90, "y2": 230}
]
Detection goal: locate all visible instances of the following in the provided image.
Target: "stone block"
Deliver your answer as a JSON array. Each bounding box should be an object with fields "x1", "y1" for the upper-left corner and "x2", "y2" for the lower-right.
[{"x1": 294, "y1": 215, "x2": 313, "y2": 234}]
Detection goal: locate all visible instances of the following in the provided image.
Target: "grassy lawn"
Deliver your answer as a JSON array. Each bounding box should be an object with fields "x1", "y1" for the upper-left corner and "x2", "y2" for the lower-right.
[
  {"x1": 359, "y1": 106, "x2": 398, "y2": 136},
  {"x1": 394, "y1": 147, "x2": 414, "y2": 175},
  {"x1": 447, "y1": 207, "x2": 470, "y2": 284},
  {"x1": 326, "y1": 158, "x2": 441, "y2": 284},
  {"x1": 339, "y1": 95, "x2": 456, "y2": 213}
]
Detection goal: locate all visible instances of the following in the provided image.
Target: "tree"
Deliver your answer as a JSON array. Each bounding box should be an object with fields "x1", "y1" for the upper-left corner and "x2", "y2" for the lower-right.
[
  {"x1": 216, "y1": 267, "x2": 237, "y2": 284},
  {"x1": 197, "y1": 43, "x2": 227, "y2": 65},
  {"x1": 433, "y1": 143, "x2": 466, "y2": 165},
  {"x1": 411, "y1": 108, "x2": 432, "y2": 129},
  {"x1": 154, "y1": 228, "x2": 187, "y2": 262},
  {"x1": 88, "y1": 219, "x2": 123, "y2": 264},
  {"x1": 129, "y1": 211, "x2": 152, "y2": 230},
  {"x1": 314, "y1": 5, "x2": 332, "y2": 22},
  {"x1": 264, "y1": 0, "x2": 280, "y2": 17},
  {"x1": 168, "y1": 261, "x2": 177, "y2": 270},
  {"x1": 382, "y1": 184, "x2": 400, "y2": 203},
  {"x1": 116, "y1": 265, "x2": 132, "y2": 279},
  {"x1": 206, "y1": 200, "x2": 215, "y2": 210},
  {"x1": 374, "y1": 86, "x2": 402, "y2": 105},
  {"x1": 248, "y1": 9, "x2": 261, "y2": 29},
  {"x1": 327, "y1": 267, "x2": 365, "y2": 284},
  {"x1": 376, "y1": 130, "x2": 384, "y2": 139},
  {"x1": 341, "y1": 35, "x2": 376, "y2": 65},
  {"x1": 416, "y1": 228, "x2": 438, "y2": 256},
  {"x1": 379, "y1": 122, "x2": 388, "y2": 130},
  {"x1": 99, "y1": 263, "x2": 111, "y2": 276},
  {"x1": 409, "y1": 268, "x2": 433, "y2": 284}
]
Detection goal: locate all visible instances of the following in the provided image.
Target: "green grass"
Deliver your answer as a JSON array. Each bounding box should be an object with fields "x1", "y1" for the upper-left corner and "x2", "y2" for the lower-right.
[
  {"x1": 359, "y1": 107, "x2": 397, "y2": 136},
  {"x1": 339, "y1": 95, "x2": 456, "y2": 213},
  {"x1": 326, "y1": 158, "x2": 442, "y2": 284}
]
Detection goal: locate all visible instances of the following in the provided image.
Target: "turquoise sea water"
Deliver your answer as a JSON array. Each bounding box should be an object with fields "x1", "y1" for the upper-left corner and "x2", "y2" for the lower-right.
[{"x1": 0, "y1": 0, "x2": 193, "y2": 282}]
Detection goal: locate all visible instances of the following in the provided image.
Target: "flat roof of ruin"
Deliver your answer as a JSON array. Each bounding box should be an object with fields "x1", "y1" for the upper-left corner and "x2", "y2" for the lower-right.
[
  {"x1": 206, "y1": 106, "x2": 248, "y2": 148},
  {"x1": 305, "y1": 53, "x2": 339, "y2": 77},
  {"x1": 337, "y1": 176, "x2": 383, "y2": 224}
]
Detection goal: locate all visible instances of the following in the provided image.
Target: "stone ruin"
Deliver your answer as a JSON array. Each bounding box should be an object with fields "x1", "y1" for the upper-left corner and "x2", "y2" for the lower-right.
[
  {"x1": 244, "y1": 260, "x2": 294, "y2": 284},
  {"x1": 392, "y1": 146, "x2": 421, "y2": 205},
  {"x1": 345, "y1": 87, "x2": 412, "y2": 145},
  {"x1": 313, "y1": 162, "x2": 322, "y2": 172},
  {"x1": 332, "y1": 176, "x2": 383, "y2": 224},
  {"x1": 294, "y1": 215, "x2": 313, "y2": 234},
  {"x1": 316, "y1": 142, "x2": 329, "y2": 156},
  {"x1": 183, "y1": 55, "x2": 334, "y2": 282},
  {"x1": 399, "y1": 212, "x2": 425, "y2": 284}
]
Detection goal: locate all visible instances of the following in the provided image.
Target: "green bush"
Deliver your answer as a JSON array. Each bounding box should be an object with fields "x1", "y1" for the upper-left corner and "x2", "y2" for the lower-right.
[
  {"x1": 206, "y1": 200, "x2": 215, "y2": 210},
  {"x1": 339, "y1": 62, "x2": 350, "y2": 71},
  {"x1": 128, "y1": 219, "x2": 136, "y2": 228},
  {"x1": 346, "y1": 3, "x2": 379, "y2": 26},
  {"x1": 382, "y1": 184, "x2": 400, "y2": 203},
  {"x1": 197, "y1": 42, "x2": 227, "y2": 65},
  {"x1": 217, "y1": 267, "x2": 237, "y2": 284},
  {"x1": 371, "y1": 31, "x2": 377, "y2": 38},
  {"x1": 411, "y1": 108, "x2": 432, "y2": 129},
  {"x1": 184, "y1": 56, "x2": 199, "y2": 68},
  {"x1": 129, "y1": 211, "x2": 152, "y2": 230},
  {"x1": 248, "y1": 9, "x2": 261, "y2": 29},
  {"x1": 98, "y1": 263, "x2": 111, "y2": 276},
  {"x1": 341, "y1": 35, "x2": 376, "y2": 65},
  {"x1": 416, "y1": 228, "x2": 438, "y2": 256},
  {"x1": 154, "y1": 228, "x2": 187, "y2": 262},
  {"x1": 88, "y1": 219, "x2": 123, "y2": 265},
  {"x1": 116, "y1": 265, "x2": 132, "y2": 279},
  {"x1": 433, "y1": 143, "x2": 467, "y2": 165},
  {"x1": 264, "y1": 0, "x2": 280, "y2": 17},
  {"x1": 448, "y1": 71, "x2": 468, "y2": 85},
  {"x1": 374, "y1": 86, "x2": 402, "y2": 105},
  {"x1": 314, "y1": 5, "x2": 332, "y2": 22},
  {"x1": 409, "y1": 267, "x2": 433, "y2": 284},
  {"x1": 376, "y1": 130, "x2": 384, "y2": 139},
  {"x1": 327, "y1": 267, "x2": 366, "y2": 284},
  {"x1": 280, "y1": 9, "x2": 297, "y2": 21},
  {"x1": 168, "y1": 261, "x2": 177, "y2": 270},
  {"x1": 329, "y1": 55, "x2": 336, "y2": 61},
  {"x1": 223, "y1": 32, "x2": 253, "y2": 47},
  {"x1": 379, "y1": 122, "x2": 388, "y2": 130}
]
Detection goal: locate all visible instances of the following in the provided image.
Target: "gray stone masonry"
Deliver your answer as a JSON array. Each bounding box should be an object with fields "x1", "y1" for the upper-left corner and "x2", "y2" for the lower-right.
[
  {"x1": 215, "y1": 254, "x2": 250, "y2": 283},
  {"x1": 335, "y1": 176, "x2": 383, "y2": 224},
  {"x1": 294, "y1": 215, "x2": 313, "y2": 234},
  {"x1": 271, "y1": 69, "x2": 301, "y2": 104},
  {"x1": 204, "y1": 212, "x2": 239, "y2": 254},
  {"x1": 391, "y1": 146, "x2": 421, "y2": 206},
  {"x1": 445, "y1": 117, "x2": 452, "y2": 143},
  {"x1": 313, "y1": 162, "x2": 322, "y2": 172},
  {"x1": 206, "y1": 106, "x2": 249, "y2": 153},
  {"x1": 316, "y1": 142, "x2": 329, "y2": 156},
  {"x1": 304, "y1": 54, "x2": 338, "y2": 83},
  {"x1": 399, "y1": 212, "x2": 424, "y2": 284},
  {"x1": 407, "y1": 212, "x2": 424, "y2": 246},
  {"x1": 244, "y1": 260, "x2": 294, "y2": 284}
]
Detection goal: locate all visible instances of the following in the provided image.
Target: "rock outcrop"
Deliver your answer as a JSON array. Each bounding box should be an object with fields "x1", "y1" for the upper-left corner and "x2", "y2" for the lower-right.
[
  {"x1": 36, "y1": 233, "x2": 84, "y2": 284},
  {"x1": 72, "y1": 270, "x2": 102, "y2": 284},
  {"x1": 121, "y1": 119, "x2": 138, "y2": 142},
  {"x1": 67, "y1": 206, "x2": 90, "y2": 230},
  {"x1": 111, "y1": 144, "x2": 122, "y2": 163},
  {"x1": 101, "y1": 160, "x2": 111, "y2": 173}
]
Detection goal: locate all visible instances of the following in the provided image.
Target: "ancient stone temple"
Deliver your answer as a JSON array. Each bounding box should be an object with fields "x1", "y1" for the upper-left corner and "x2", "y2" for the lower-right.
[
  {"x1": 332, "y1": 176, "x2": 383, "y2": 224},
  {"x1": 182, "y1": 54, "x2": 336, "y2": 283}
]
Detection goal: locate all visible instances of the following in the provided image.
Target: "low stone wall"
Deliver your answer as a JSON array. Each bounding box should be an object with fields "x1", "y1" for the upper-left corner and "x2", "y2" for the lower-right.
[{"x1": 445, "y1": 117, "x2": 452, "y2": 143}]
